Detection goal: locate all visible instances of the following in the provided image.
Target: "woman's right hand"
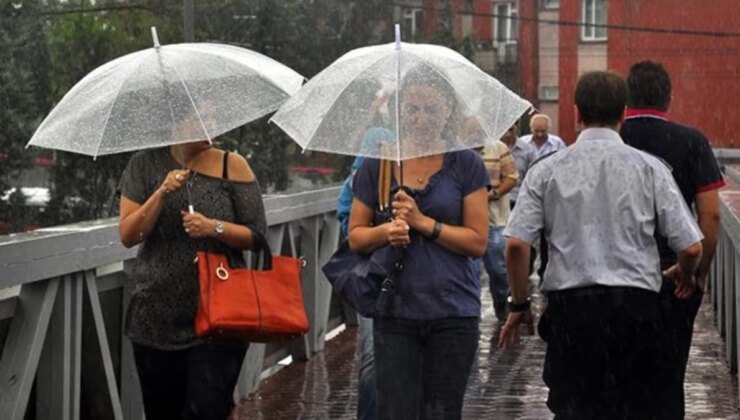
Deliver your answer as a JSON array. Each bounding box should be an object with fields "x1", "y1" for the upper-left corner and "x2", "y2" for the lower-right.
[
  {"x1": 159, "y1": 169, "x2": 190, "y2": 196},
  {"x1": 386, "y1": 219, "x2": 411, "y2": 248}
]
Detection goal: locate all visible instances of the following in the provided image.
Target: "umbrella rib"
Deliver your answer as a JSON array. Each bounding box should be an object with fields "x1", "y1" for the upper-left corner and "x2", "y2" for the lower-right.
[
  {"x1": 300, "y1": 52, "x2": 395, "y2": 156},
  {"x1": 167, "y1": 64, "x2": 212, "y2": 142},
  {"x1": 92, "y1": 52, "x2": 151, "y2": 158}
]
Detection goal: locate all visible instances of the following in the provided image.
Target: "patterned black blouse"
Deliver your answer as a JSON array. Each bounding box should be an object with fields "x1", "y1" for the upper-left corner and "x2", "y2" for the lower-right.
[{"x1": 120, "y1": 148, "x2": 267, "y2": 349}]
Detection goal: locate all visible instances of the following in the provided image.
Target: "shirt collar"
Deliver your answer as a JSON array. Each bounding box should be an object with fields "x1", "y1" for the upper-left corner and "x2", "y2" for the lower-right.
[
  {"x1": 576, "y1": 127, "x2": 624, "y2": 143},
  {"x1": 625, "y1": 108, "x2": 669, "y2": 121}
]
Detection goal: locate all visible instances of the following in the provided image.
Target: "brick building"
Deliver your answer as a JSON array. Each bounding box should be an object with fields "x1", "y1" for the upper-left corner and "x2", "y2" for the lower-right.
[{"x1": 410, "y1": 0, "x2": 740, "y2": 147}]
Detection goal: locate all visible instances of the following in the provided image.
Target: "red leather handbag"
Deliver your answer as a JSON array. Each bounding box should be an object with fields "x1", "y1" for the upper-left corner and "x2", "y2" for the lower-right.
[{"x1": 194, "y1": 230, "x2": 309, "y2": 343}]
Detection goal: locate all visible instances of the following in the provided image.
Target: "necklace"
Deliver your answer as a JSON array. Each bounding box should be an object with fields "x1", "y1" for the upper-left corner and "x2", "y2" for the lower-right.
[{"x1": 416, "y1": 176, "x2": 424, "y2": 184}]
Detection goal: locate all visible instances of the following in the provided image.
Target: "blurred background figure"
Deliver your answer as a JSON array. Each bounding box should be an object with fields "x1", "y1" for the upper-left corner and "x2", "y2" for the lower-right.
[
  {"x1": 477, "y1": 120, "x2": 519, "y2": 321},
  {"x1": 520, "y1": 114, "x2": 566, "y2": 159}
]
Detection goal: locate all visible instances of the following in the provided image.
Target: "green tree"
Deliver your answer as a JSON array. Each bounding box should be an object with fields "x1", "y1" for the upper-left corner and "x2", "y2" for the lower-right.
[
  {"x1": 40, "y1": 1, "x2": 179, "y2": 224},
  {"x1": 0, "y1": 0, "x2": 48, "y2": 231}
]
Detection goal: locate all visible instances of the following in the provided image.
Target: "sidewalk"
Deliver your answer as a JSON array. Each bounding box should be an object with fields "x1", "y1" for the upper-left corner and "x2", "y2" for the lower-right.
[{"x1": 233, "y1": 286, "x2": 739, "y2": 419}]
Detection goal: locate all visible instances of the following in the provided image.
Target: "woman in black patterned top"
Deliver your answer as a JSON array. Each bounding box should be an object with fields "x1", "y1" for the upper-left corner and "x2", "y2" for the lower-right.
[{"x1": 119, "y1": 139, "x2": 266, "y2": 420}]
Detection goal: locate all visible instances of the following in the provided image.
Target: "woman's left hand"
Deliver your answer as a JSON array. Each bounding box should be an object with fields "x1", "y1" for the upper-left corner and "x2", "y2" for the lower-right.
[
  {"x1": 181, "y1": 210, "x2": 216, "y2": 239},
  {"x1": 392, "y1": 190, "x2": 425, "y2": 230}
]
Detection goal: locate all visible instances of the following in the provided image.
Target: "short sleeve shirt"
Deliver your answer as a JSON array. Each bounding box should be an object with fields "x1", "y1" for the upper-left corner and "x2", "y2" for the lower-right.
[
  {"x1": 504, "y1": 128, "x2": 703, "y2": 293},
  {"x1": 621, "y1": 111, "x2": 725, "y2": 268},
  {"x1": 352, "y1": 150, "x2": 489, "y2": 319},
  {"x1": 482, "y1": 140, "x2": 518, "y2": 226},
  {"x1": 120, "y1": 148, "x2": 267, "y2": 349}
]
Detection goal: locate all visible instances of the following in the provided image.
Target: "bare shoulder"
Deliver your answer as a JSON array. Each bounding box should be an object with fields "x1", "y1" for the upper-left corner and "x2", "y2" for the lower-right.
[{"x1": 226, "y1": 152, "x2": 256, "y2": 182}]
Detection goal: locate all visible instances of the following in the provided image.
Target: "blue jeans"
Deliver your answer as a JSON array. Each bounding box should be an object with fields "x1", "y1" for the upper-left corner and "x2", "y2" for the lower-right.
[
  {"x1": 374, "y1": 317, "x2": 480, "y2": 420},
  {"x1": 357, "y1": 315, "x2": 377, "y2": 420},
  {"x1": 482, "y1": 225, "x2": 508, "y2": 302}
]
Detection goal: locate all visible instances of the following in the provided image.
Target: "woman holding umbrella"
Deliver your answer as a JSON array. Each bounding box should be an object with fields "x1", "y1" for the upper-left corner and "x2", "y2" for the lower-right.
[
  {"x1": 348, "y1": 69, "x2": 490, "y2": 419},
  {"x1": 118, "y1": 127, "x2": 267, "y2": 419}
]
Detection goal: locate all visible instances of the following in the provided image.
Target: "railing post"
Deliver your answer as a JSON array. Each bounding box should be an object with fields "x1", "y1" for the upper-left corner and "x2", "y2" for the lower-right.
[
  {"x1": 725, "y1": 233, "x2": 738, "y2": 373},
  {"x1": 0, "y1": 279, "x2": 59, "y2": 420},
  {"x1": 36, "y1": 274, "x2": 83, "y2": 420}
]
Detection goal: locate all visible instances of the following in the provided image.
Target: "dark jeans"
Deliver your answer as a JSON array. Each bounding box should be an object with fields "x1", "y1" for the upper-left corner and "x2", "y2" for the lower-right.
[
  {"x1": 659, "y1": 278, "x2": 704, "y2": 419},
  {"x1": 133, "y1": 341, "x2": 247, "y2": 420},
  {"x1": 539, "y1": 286, "x2": 676, "y2": 420},
  {"x1": 357, "y1": 315, "x2": 377, "y2": 420},
  {"x1": 373, "y1": 317, "x2": 479, "y2": 420}
]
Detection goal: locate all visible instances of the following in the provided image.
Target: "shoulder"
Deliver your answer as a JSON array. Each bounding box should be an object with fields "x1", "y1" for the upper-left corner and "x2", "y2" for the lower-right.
[
  {"x1": 452, "y1": 149, "x2": 484, "y2": 166},
  {"x1": 225, "y1": 151, "x2": 256, "y2": 183},
  {"x1": 551, "y1": 135, "x2": 566, "y2": 147},
  {"x1": 518, "y1": 134, "x2": 532, "y2": 143},
  {"x1": 669, "y1": 121, "x2": 711, "y2": 146},
  {"x1": 482, "y1": 140, "x2": 509, "y2": 157},
  {"x1": 624, "y1": 145, "x2": 673, "y2": 173},
  {"x1": 125, "y1": 148, "x2": 162, "y2": 171}
]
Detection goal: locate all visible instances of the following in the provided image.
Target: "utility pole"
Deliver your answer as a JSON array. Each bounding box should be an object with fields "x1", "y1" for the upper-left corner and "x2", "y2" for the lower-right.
[{"x1": 183, "y1": 0, "x2": 195, "y2": 42}]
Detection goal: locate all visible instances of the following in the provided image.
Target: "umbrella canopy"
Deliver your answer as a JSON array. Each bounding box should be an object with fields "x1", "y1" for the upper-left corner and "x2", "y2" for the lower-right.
[
  {"x1": 27, "y1": 29, "x2": 304, "y2": 158},
  {"x1": 270, "y1": 41, "x2": 531, "y2": 161}
]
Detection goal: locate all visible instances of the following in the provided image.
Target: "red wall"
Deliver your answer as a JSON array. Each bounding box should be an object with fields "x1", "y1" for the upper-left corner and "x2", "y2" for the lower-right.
[
  {"x1": 557, "y1": 0, "x2": 740, "y2": 147},
  {"x1": 608, "y1": 0, "x2": 740, "y2": 147},
  {"x1": 518, "y1": 0, "x2": 539, "y2": 105},
  {"x1": 558, "y1": 0, "x2": 580, "y2": 143}
]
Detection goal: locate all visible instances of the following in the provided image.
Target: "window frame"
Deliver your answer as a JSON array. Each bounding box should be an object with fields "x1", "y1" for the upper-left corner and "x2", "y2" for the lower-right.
[
  {"x1": 402, "y1": 8, "x2": 424, "y2": 41},
  {"x1": 493, "y1": 1, "x2": 518, "y2": 45},
  {"x1": 541, "y1": 0, "x2": 559, "y2": 10},
  {"x1": 581, "y1": 0, "x2": 607, "y2": 42}
]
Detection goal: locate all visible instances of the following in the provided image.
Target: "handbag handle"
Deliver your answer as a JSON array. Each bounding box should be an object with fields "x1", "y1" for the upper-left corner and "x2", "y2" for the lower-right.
[{"x1": 248, "y1": 227, "x2": 274, "y2": 271}]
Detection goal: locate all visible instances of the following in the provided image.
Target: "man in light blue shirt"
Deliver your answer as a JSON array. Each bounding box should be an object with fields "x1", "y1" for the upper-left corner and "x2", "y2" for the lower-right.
[
  {"x1": 499, "y1": 71, "x2": 703, "y2": 419},
  {"x1": 519, "y1": 113, "x2": 566, "y2": 159}
]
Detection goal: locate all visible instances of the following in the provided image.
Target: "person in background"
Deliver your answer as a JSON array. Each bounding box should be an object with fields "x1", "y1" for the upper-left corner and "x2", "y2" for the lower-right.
[
  {"x1": 477, "y1": 120, "x2": 519, "y2": 321},
  {"x1": 621, "y1": 60, "x2": 725, "y2": 419},
  {"x1": 501, "y1": 122, "x2": 537, "y2": 209},
  {"x1": 336, "y1": 86, "x2": 394, "y2": 420},
  {"x1": 520, "y1": 113, "x2": 566, "y2": 284},
  {"x1": 118, "y1": 133, "x2": 267, "y2": 419},
  {"x1": 500, "y1": 71, "x2": 703, "y2": 419},
  {"x1": 519, "y1": 114, "x2": 566, "y2": 159}
]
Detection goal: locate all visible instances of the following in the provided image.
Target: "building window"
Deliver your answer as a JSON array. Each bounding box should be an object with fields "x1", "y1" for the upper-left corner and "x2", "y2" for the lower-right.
[
  {"x1": 542, "y1": 0, "x2": 559, "y2": 9},
  {"x1": 493, "y1": 2, "x2": 517, "y2": 44},
  {"x1": 402, "y1": 8, "x2": 423, "y2": 41},
  {"x1": 539, "y1": 85, "x2": 559, "y2": 101},
  {"x1": 581, "y1": 0, "x2": 607, "y2": 41}
]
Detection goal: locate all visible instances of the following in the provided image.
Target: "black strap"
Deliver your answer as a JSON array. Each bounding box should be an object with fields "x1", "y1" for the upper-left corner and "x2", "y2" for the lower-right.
[{"x1": 222, "y1": 151, "x2": 230, "y2": 179}]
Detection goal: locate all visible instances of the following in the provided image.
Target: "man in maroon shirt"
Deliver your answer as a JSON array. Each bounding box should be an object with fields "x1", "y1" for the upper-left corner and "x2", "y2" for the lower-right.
[{"x1": 621, "y1": 60, "x2": 725, "y2": 419}]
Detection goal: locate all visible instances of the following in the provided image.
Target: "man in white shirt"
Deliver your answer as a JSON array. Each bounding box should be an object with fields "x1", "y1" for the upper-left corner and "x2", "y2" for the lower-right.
[{"x1": 520, "y1": 114, "x2": 566, "y2": 159}]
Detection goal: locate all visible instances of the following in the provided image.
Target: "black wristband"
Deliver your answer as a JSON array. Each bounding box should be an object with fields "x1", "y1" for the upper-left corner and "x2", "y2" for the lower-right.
[
  {"x1": 507, "y1": 296, "x2": 531, "y2": 312},
  {"x1": 428, "y1": 220, "x2": 442, "y2": 241}
]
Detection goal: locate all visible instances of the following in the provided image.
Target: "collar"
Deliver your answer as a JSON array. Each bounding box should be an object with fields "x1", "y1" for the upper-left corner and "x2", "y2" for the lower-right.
[
  {"x1": 526, "y1": 134, "x2": 557, "y2": 147},
  {"x1": 625, "y1": 108, "x2": 669, "y2": 121},
  {"x1": 576, "y1": 127, "x2": 624, "y2": 143}
]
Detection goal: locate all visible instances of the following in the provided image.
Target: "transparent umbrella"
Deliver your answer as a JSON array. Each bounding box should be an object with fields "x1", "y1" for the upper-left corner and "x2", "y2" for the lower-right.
[
  {"x1": 26, "y1": 27, "x2": 304, "y2": 158},
  {"x1": 270, "y1": 27, "x2": 531, "y2": 166}
]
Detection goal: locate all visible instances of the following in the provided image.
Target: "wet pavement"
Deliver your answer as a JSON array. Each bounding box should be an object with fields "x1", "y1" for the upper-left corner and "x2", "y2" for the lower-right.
[{"x1": 233, "y1": 282, "x2": 739, "y2": 419}]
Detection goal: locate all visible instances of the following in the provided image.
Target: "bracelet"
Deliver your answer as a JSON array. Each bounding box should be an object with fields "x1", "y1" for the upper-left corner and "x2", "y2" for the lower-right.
[{"x1": 428, "y1": 220, "x2": 442, "y2": 241}]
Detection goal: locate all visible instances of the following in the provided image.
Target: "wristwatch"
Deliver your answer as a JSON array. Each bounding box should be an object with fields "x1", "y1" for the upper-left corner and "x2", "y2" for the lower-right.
[
  {"x1": 214, "y1": 219, "x2": 225, "y2": 236},
  {"x1": 507, "y1": 296, "x2": 531, "y2": 312}
]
